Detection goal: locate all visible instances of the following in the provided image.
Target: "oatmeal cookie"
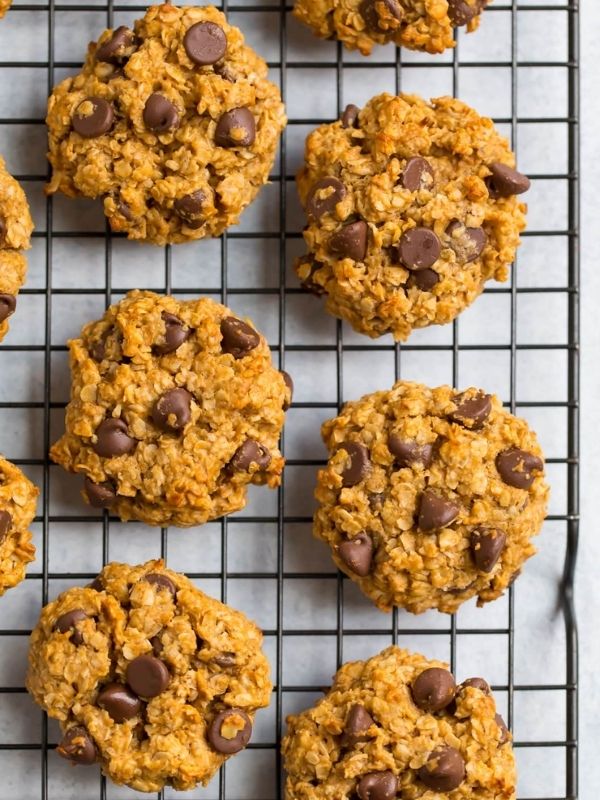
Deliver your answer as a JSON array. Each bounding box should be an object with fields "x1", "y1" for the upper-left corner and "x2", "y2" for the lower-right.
[
  {"x1": 282, "y1": 645, "x2": 515, "y2": 800},
  {"x1": 0, "y1": 156, "x2": 34, "y2": 342},
  {"x1": 45, "y1": 4, "x2": 286, "y2": 245},
  {"x1": 0, "y1": 0, "x2": 11, "y2": 18},
  {"x1": 314, "y1": 381, "x2": 548, "y2": 614},
  {"x1": 50, "y1": 290, "x2": 290, "y2": 527},
  {"x1": 0, "y1": 456, "x2": 38, "y2": 596},
  {"x1": 296, "y1": 93, "x2": 529, "y2": 341},
  {"x1": 27, "y1": 559, "x2": 272, "y2": 793}
]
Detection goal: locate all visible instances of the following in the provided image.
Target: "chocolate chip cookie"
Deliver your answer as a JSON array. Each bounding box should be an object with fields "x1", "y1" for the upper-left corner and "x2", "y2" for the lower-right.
[
  {"x1": 0, "y1": 156, "x2": 34, "y2": 343},
  {"x1": 296, "y1": 93, "x2": 529, "y2": 341},
  {"x1": 314, "y1": 381, "x2": 548, "y2": 614},
  {"x1": 45, "y1": 4, "x2": 286, "y2": 245},
  {"x1": 50, "y1": 290, "x2": 290, "y2": 527},
  {"x1": 27, "y1": 559, "x2": 271, "y2": 793},
  {"x1": 282, "y1": 645, "x2": 514, "y2": 799},
  {"x1": 293, "y1": 0, "x2": 490, "y2": 56},
  {"x1": 0, "y1": 456, "x2": 38, "y2": 596}
]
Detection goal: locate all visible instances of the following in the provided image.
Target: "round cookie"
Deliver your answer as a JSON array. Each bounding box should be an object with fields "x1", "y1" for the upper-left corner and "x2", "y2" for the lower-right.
[
  {"x1": 314, "y1": 381, "x2": 548, "y2": 614},
  {"x1": 27, "y1": 560, "x2": 271, "y2": 793},
  {"x1": 294, "y1": 0, "x2": 490, "y2": 56},
  {"x1": 45, "y1": 4, "x2": 286, "y2": 245},
  {"x1": 0, "y1": 156, "x2": 34, "y2": 342},
  {"x1": 296, "y1": 93, "x2": 529, "y2": 341},
  {"x1": 0, "y1": 456, "x2": 38, "y2": 596},
  {"x1": 50, "y1": 290, "x2": 290, "y2": 527},
  {"x1": 282, "y1": 645, "x2": 515, "y2": 799}
]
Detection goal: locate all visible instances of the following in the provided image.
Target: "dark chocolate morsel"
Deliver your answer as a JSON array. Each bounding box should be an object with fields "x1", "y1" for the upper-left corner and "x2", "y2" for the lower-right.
[
  {"x1": 207, "y1": 709, "x2": 252, "y2": 754},
  {"x1": 57, "y1": 726, "x2": 96, "y2": 765}
]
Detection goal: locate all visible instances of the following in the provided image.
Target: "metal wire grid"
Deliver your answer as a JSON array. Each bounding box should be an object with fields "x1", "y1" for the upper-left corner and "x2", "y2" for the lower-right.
[{"x1": 0, "y1": 0, "x2": 579, "y2": 798}]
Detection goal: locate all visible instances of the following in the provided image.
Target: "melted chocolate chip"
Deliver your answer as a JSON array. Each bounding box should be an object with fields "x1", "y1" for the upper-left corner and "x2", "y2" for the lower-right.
[
  {"x1": 72, "y1": 97, "x2": 115, "y2": 138},
  {"x1": 184, "y1": 21, "x2": 227, "y2": 65},
  {"x1": 356, "y1": 770, "x2": 397, "y2": 800},
  {"x1": 402, "y1": 157, "x2": 434, "y2": 192},
  {"x1": 55, "y1": 609, "x2": 88, "y2": 646},
  {"x1": 173, "y1": 190, "x2": 206, "y2": 228},
  {"x1": 449, "y1": 391, "x2": 492, "y2": 429},
  {"x1": 143, "y1": 572, "x2": 177, "y2": 596},
  {"x1": 412, "y1": 667, "x2": 456, "y2": 712},
  {"x1": 0, "y1": 510, "x2": 12, "y2": 543},
  {"x1": 408, "y1": 268, "x2": 439, "y2": 291},
  {"x1": 446, "y1": 220, "x2": 487, "y2": 263},
  {"x1": 338, "y1": 532, "x2": 373, "y2": 577},
  {"x1": 96, "y1": 26, "x2": 135, "y2": 63},
  {"x1": 215, "y1": 107, "x2": 256, "y2": 147},
  {"x1": 486, "y1": 162, "x2": 530, "y2": 198},
  {"x1": 281, "y1": 370, "x2": 294, "y2": 410},
  {"x1": 0, "y1": 293, "x2": 16, "y2": 323},
  {"x1": 84, "y1": 477, "x2": 117, "y2": 509},
  {"x1": 143, "y1": 94, "x2": 180, "y2": 133},
  {"x1": 152, "y1": 388, "x2": 193, "y2": 432},
  {"x1": 57, "y1": 726, "x2": 96, "y2": 765},
  {"x1": 359, "y1": 0, "x2": 404, "y2": 34},
  {"x1": 471, "y1": 528, "x2": 507, "y2": 572},
  {"x1": 460, "y1": 677, "x2": 491, "y2": 694},
  {"x1": 97, "y1": 682, "x2": 142, "y2": 722},
  {"x1": 399, "y1": 227, "x2": 441, "y2": 270},
  {"x1": 418, "y1": 746, "x2": 465, "y2": 792},
  {"x1": 388, "y1": 435, "x2": 433, "y2": 468},
  {"x1": 418, "y1": 490, "x2": 460, "y2": 531},
  {"x1": 339, "y1": 442, "x2": 371, "y2": 487},
  {"x1": 93, "y1": 418, "x2": 136, "y2": 458},
  {"x1": 230, "y1": 439, "x2": 271, "y2": 471},
  {"x1": 220, "y1": 316, "x2": 260, "y2": 358},
  {"x1": 341, "y1": 104, "x2": 360, "y2": 128},
  {"x1": 207, "y1": 709, "x2": 252, "y2": 754},
  {"x1": 341, "y1": 704, "x2": 375, "y2": 747},
  {"x1": 329, "y1": 220, "x2": 368, "y2": 262},
  {"x1": 496, "y1": 713, "x2": 510, "y2": 745},
  {"x1": 126, "y1": 655, "x2": 170, "y2": 698},
  {"x1": 154, "y1": 311, "x2": 191, "y2": 355},
  {"x1": 306, "y1": 177, "x2": 347, "y2": 220},
  {"x1": 496, "y1": 448, "x2": 543, "y2": 489}
]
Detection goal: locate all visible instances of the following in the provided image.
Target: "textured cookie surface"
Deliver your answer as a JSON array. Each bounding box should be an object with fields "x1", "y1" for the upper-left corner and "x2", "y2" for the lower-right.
[
  {"x1": 282, "y1": 646, "x2": 515, "y2": 799},
  {"x1": 27, "y1": 559, "x2": 272, "y2": 793},
  {"x1": 0, "y1": 156, "x2": 34, "y2": 342},
  {"x1": 46, "y1": 4, "x2": 286, "y2": 245},
  {"x1": 314, "y1": 381, "x2": 548, "y2": 613},
  {"x1": 50, "y1": 290, "x2": 290, "y2": 527},
  {"x1": 0, "y1": 0, "x2": 11, "y2": 19},
  {"x1": 296, "y1": 93, "x2": 529, "y2": 341},
  {"x1": 294, "y1": 0, "x2": 489, "y2": 55},
  {"x1": 0, "y1": 456, "x2": 38, "y2": 596}
]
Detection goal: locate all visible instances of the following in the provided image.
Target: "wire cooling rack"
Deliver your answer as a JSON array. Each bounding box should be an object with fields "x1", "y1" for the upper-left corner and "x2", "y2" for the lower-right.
[{"x1": 0, "y1": 0, "x2": 579, "y2": 798}]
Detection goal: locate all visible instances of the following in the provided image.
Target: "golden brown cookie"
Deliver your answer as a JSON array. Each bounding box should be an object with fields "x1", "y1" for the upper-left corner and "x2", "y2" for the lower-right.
[
  {"x1": 296, "y1": 93, "x2": 529, "y2": 341},
  {"x1": 45, "y1": 4, "x2": 286, "y2": 245},
  {"x1": 27, "y1": 559, "x2": 272, "y2": 792},
  {"x1": 294, "y1": 0, "x2": 490, "y2": 56},
  {"x1": 0, "y1": 456, "x2": 38, "y2": 596},
  {"x1": 282, "y1": 646, "x2": 515, "y2": 800},
  {"x1": 0, "y1": 0, "x2": 11, "y2": 19},
  {"x1": 50, "y1": 290, "x2": 290, "y2": 527},
  {"x1": 314, "y1": 381, "x2": 549, "y2": 614}
]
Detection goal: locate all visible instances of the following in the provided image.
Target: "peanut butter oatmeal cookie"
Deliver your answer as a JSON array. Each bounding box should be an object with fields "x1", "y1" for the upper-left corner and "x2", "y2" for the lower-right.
[
  {"x1": 0, "y1": 456, "x2": 38, "y2": 596},
  {"x1": 0, "y1": 156, "x2": 34, "y2": 342},
  {"x1": 282, "y1": 645, "x2": 515, "y2": 800},
  {"x1": 296, "y1": 93, "x2": 529, "y2": 341},
  {"x1": 293, "y1": 0, "x2": 490, "y2": 56},
  {"x1": 50, "y1": 290, "x2": 290, "y2": 527},
  {"x1": 314, "y1": 381, "x2": 548, "y2": 614},
  {"x1": 27, "y1": 559, "x2": 272, "y2": 793},
  {"x1": 0, "y1": 0, "x2": 11, "y2": 19},
  {"x1": 45, "y1": 4, "x2": 286, "y2": 245}
]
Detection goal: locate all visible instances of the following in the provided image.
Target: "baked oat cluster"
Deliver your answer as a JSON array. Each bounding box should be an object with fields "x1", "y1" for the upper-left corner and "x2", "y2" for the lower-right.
[
  {"x1": 27, "y1": 560, "x2": 272, "y2": 793},
  {"x1": 314, "y1": 381, "x2": 548, "y2": 614},
  {"x1": 0, "y1": 456, "x2": 38, "y2": 596},
  {"x1": 296, "y1": 93, "x2": 529, "y2": 341},
  {"x1": 282, "y1": 646, "x2": 515, "y2": 800},
  {"x1": 293, "y1": 0, "x2": 490, "y2": 56},
  {"x1": 45, "y1": 4, "x2": 286, "y2": 245},
  {"x1": 50, "y1": 290, "x2": 291, "y2": 527},
  {"x1": 0, "y1": 156, "x2": 34, "y2": 343}
]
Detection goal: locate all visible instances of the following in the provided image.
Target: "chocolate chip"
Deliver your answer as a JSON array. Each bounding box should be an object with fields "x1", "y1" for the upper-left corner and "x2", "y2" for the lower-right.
[
  {"x1": 460, "y1": 677, "x2": 491, "y2": 694},
  {"x1": 143, "y1": 572, "x2": 177, "y2": 596},
  {"x1": 174, "y1": 190, "x2": 206, "y2": 228},
  {"x1": 150, "y1": 635, "x2": 162, "y2": 657},
  {"x1": 399, "y1": 227, "x2": 441, "y2": 270},
  {"x1": 215, "y1": 107, "x2": 256, "y2": 147},
  {"x1": 230, "y1": 439, "x2": 271, "y2": 471},
  {"x1": 341, "y1": 104, "x2": 360, "y2": 128},
  {"x1": 84, "y1": 477, "x2": 117, "y2": 509},
  {"x1": 184, "y1": 21, "x2": 227, "y2": 65},
  {"x1": 402, "y1": 157, "x2": 434, "y2": 192},
  {"x1": 408, "y1": 268, "x2": 439, "y2": 291},
  {"x1": 449, "y1": 391, "x2": 492, "y2": 429},
  {"x1": 281, "y1": 370, "x2": 294, "y2": 410},
  {"x1": 88, "y1": 576, "x2": 104, "y2": 591},
  {"x1": 55, "y1": 609, "x2": 88, "y2": 646},
  {"x1": 447, "y1": 0, "x2": 480, "y2": 25},
  {"x1": 446, "y1": 220, "x2": 487, "y2": 263},
  {"x1": 341, "y1": 704, "x2": 375, "y2": 747},
  {"x1": 126, "y1": 654, "x2": 170, "y2": 698},
  {"x1": 356, "y1": 770, "x2": 397, "y2": 800},
  {"x1": 338, "y1": 532, "x2": 373, "y2": 577},
  {"x1": 339, "y1": 442, "x2": 371, "y2": 487},
  {"x1": 72, "y1": 97, "x2": 115, "y2": 138},
  {"x1": 0, "y1": 216, "x2": 5, "y2": 242},
  {"x1": 471, "y1": 528, "x2": 507, "y2": 573},
  {"x1": 388, "y1": 435, "x2": 433, "y2": 468},
  {"x1": 214, "y1": 62, "x2": 236, "y2": 82},
  {"x1": 495, "y1": 713, "x2": 510, "y2": 745},
  {"x1": 143, "y1": 93, "x2": 180, "y2": 133},
  {"x1": 329, "y1": 220, "x2": 368, "y2": 262},
  {"x1": 306, "y1": 177, "x2": 347, "y2": 220},
  {"x1": 359, "y1": 0, "x2": 404, "y2": 34},
  {"x1": 486, "y1": 162, "x2": 531, "y2": 198},
  {"x1": 0, "y1": 293, "x2": 16, "y2": 323},
  {"x1": 152, "y1": 388, "x2": 193, "y2": 432},
  {"x1": 418, "y1": 490, "x2": 459, "y2": 532},
  {"x1": 57, "y1": 726, "x2": 96, "y2": 765},
  {"x1": 97, "y1": 682, "x2": 142, "y2": 722},
  {"x1": 0, "y1": 510, "x2": 12, "y2": 543},
  {"x1": 96, "y1": 26, "x2": 135, "y2": 63},
  {"x1": 208, "y1": 709, "x2": 252, "y2": 754},
  {"x1": 412, "y1": 667, "x2": 456, "y2": 712},
  {"x1": 154, "y1": 311, "x2": 191, "y2": 355},
  {"x1": 93, "y1": 418, "x2": 136, "y2": 458},
  {"x1": 214, "y1": 652, "x2": 236, "y2": 668},
  {"x1": 220, "y1": 316, "x2": 260, "y2": 358},
  {"x1": 418, "y1": 746, "x2": 465, "y2": 792},
  {"x1": 496, "y1": 448, "x2": 543, "y2": 489},
  {"x1": 117, "y1": 201, "x2": 133, "y2": 220},
  {"x1": 90, "y1": 332, "x2": 108, "y2": 361},
  {"x1": 368, "y1": 492, "x2": 385, "y2": 510}
]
